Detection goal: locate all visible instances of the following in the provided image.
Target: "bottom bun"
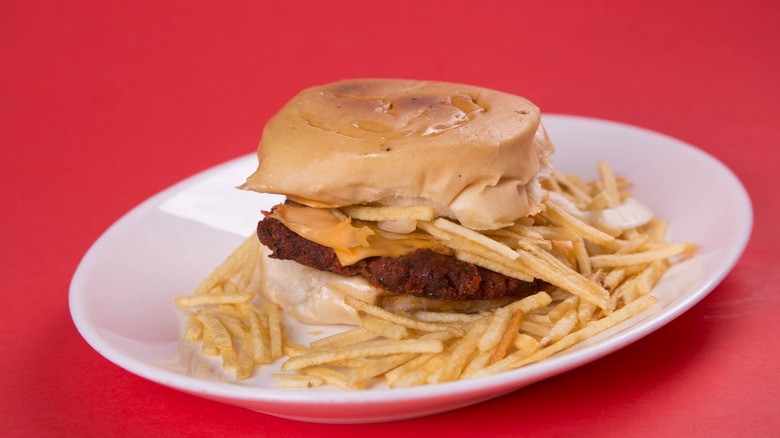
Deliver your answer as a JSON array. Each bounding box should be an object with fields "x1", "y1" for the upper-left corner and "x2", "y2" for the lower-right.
[{"x1": 249, "y1": 245, "x2": 384, "y2": 325}]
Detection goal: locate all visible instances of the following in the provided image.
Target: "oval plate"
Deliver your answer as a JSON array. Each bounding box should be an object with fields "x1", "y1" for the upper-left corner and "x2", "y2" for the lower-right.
[{"x1": 69, "y1": 115, "x2": 752, "y2": 423}]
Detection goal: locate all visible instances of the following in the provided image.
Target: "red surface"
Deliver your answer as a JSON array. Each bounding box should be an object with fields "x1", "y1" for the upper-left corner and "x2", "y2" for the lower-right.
[{"x1": 2, "y1": 1, "x2": 779, "y2": 436}]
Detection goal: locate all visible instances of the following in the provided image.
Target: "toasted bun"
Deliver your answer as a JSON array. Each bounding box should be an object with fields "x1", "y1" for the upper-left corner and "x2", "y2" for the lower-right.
[{"x1": 244, "y1": 79, "x2": 555, "y2": 230}]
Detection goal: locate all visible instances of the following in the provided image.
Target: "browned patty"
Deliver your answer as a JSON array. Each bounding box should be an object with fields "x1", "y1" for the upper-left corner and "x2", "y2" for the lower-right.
[{"x1": 256, "y1": 210, "x2": 545, "y2": 300}]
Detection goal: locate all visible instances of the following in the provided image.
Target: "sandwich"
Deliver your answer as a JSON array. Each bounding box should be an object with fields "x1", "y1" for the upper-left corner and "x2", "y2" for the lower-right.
[{"x1": 242, "y1": 79, "x2": 556, "y2": 325}]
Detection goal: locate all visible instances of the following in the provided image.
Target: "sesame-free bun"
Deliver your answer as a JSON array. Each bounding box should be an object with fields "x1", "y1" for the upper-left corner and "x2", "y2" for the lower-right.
[{"x1": 244, "y1": 79, "x2": 555, "y2": 230}]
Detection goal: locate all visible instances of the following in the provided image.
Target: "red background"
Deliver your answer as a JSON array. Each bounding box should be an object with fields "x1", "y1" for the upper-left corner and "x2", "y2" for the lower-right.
[{"x1": 2, "y1": 1, "x2": 779, "y2": 436}]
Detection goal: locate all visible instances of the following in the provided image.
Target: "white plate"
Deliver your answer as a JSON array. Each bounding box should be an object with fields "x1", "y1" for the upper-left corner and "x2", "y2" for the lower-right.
[{"x1": 69, "y1": 115, "x2": 752, "y2": 423}]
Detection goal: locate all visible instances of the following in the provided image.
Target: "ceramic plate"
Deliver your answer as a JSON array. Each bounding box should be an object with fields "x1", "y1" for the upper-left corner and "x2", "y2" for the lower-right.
[{"x1": 69, "y1": 115, "x2": 752, "y2": 423}]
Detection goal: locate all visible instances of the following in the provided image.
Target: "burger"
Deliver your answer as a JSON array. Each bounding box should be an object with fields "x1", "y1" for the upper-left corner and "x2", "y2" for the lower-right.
[{"x1": 242, "y1": 79, "x2": 556, "y2": 325}]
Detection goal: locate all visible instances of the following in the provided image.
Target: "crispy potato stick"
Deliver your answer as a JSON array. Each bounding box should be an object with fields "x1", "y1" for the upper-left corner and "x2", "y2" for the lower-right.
[
  {"x1": 635, "y1": 260, "x2": 669, "y2": 296},
  {"x1": 238, "y1": 241, "x2": 261, "y2": 289},
  {"x1": 587, "y1": 191, "x2": 612, "y2": 210},
  {"x1": 419, "y1": 225, "x2": 537, "y2": 281},
  {"x1": 298, "y1": 366, "x2": 357, "y2": 390},
  {"x1": 193, "y1": 234, "x2": 259, "y2": 295},
  {"x1": 271, "y1": 374, "x2": 324, "y2": 389},
  {"x1": 603, "y1": 268, "x2": 627, "y2": 291},
  {"x1": 214, "y1": 313, "x2": 245, "y2": 340},
  {"x1": 406, "y1": 351, "x2": 453, "y2": 387},
  {"x1": 516, "y1": 225, "x2": 578, "y2": 242},
  {"x1": 341, "y1": 205, "x2": 435, "y2": 222},
  {"x1": 647, "y1": 218, "x2": 668, "y2": 243},
  {"x1": 488, "y1": 310, "x2": 525, "y2": 365},
  {"x1": 201, "y1": 327, "x2": 218, "y2": 356},
  {"x1": 620, "y1": 260, "x2": 670, "y2": 304},
  {"x1": 412, "y1": 311, "x2": 485, "y2": 324},
  {"x1": 545, "y1": 171, "x2": 564, "y2": 193},
  {"x1": 476, "y1": 294, "x2": 657, "y2": 377},
  {"x1": 615, "y1": 234, "x2": 651, "y2": 254},
  {"x1": 427, "y1": 218, "x2": 520, "y2": 260},
  {"x1": 552, "y1": 169, "x2": 592, "y2": 205},
  {"x1": 462, "y1": 350, "x2": 494, "y2": 378},
  {"x1": 236, "y1": 334, "x2": 255, "y2": 380},
  {"x1": 513, "y1": 333, "x2": 540, "y2": 353},
  {"x1": 345, "y1": 296, "x2": 465, "y2": 336},
  {"x1": 283, "y1": 342, "x2": 309, "y2": 357},
  {"x1": 520, "y1": 319, "x2": 552, "y2": 338},
  {"x1": 361, "y1": 314, "x2": 409, "y2": 340},
  {"x1": 184, "y1": 313, "x2": 203, "y2": 342},
  {"x1": 455, "y1": 250, "x2": 535, "y2": 282},
  {"x1": 478, "y1": 307, "x2": 513, "y2": 352},
  {"x1": 548, "y1": 296, "x2": 579, "y2": 322},
  {"x1": 440, "y1": 319, "x2": 490, "y2": 382},
  {"x1": 175, "y1": 292, "x2": 254, "y2": 308},
  {"x1": 540, "y1": 309, "x2": 578, "y2": 347},
  {"x1": 590, "y1": 242, "x2": 695, "y2": 268},
  {"x1": 515, "y1": 241, "x2": 612, "y2": 311},
  {"x1": 350, "y1": 353, "x2": 417, "y2": 381},
  {"x1": 217, "y1": 303, "x2": 246, "y2": 319},
  {"x1": 248, "y1": 306, "x2": 271, "y2": 363},
  {"x1": 197, "y1": 313, "x2": 238, "y2": 372},
  {"x1": 598, "y1": 161, "x2": 621, "y2": 208},
  {"x1": 310, "y1": 327, "x2": 377, "y2": 348},
  {"x1": 388, "y1": 342, "x2": 458, "y2": 387},
  {"x1": 503, "y1": 291, "x2": 553, "y2": 315},
  {"x1": 265, "y1": 303, "x2": 284, "y2": 360},
  {"x1": 577, "y1": 298, "x2": 598, "y2": 327},
  {"x1": 590, "y1": 220, "x2": 625, "y2": 238},
  {"x1": 373, "y1": 332, "x2": 455, "y2": 384},
  {"x1": 573, "y1": 237, "x2": 592, "y2": 277},
  {"x1": 543, "y1": 200, "x2": 615, "y2": 245},
  {"x1": 282, "y1": 339, "x2": 444, "y2": 371},
  {"x1": 385, "y1": 352, "x2": 438, "y2": 387}
]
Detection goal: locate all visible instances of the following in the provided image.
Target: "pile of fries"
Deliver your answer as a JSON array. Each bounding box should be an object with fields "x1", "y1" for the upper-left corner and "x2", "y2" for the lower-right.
[{"x1": 175, "y1": 161, "x2": 695, "y2": 389}]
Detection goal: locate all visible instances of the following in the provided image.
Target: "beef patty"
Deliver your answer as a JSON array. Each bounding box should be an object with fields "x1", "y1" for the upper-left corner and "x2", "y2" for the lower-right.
[{"x1": 256, "y1": 212, "x2": 545, "y2": 300}]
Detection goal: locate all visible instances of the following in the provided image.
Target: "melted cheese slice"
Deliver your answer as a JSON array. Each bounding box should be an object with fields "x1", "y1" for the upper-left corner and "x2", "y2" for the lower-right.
[{"x1": 268, "y1": 204, "x2": 436, "y2": 266}]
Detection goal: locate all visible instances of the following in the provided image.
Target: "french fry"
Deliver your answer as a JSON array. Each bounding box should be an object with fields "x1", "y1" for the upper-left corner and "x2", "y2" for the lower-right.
[
  {"x1": 197, "y1": 313, "x2": 238, "y2": 372},
  {"x1": 236, "y1": 334, "x2": 255, "y2": 380},
  {"x1": 488, "y1": 310, "x2": 525, "y2": 365},
  {"x1": 597, "y1": 160, "x2": 621, "y2": 208},
  {"x1": 540, "y1": 309, "x2": 578, "y2": 347},
  {"x1": 423, "y1": 218, "x2": 520, "y2": 261},
  {"x1": 543, "y1": 200, "x2": 615, "y2": 245},
  {"x1": 345, "y1": 296, "x2": 465, "y2": 336},
  {"x1": 265, "y1": 303, "x2": 284, "y2": 360},
  {"x1": 590, "y1": 242, "x2": 695, "y2": 268},
  {"x1": 297, "y1": 366, "x2": 357, "y2": 390},
  {"x1": 552, "y1": 169, "x2": 592, "y2": 205},
  {"x1": 248, "y1": 306, "x2": 271, "y2": 363},
  {"x1": 310, "y1": 327, "x2": 377, "y2": 348},
  {"x1": 271, "y1": 374, "x2": 324, "y2": 389},
  {"x1": 184, "y1": 312, "x2": 203, "y2": 342},
  {"x1": 478, "y1": 307, "x2": 513, "y2": 352},
  {"x1": 513, "y1": 333, "x2": 540, "y2": 353},
  {"x1": 475, "y1": 294, "x2": 657, "y2": 377},
  {"x1": 515, "y1": 241, "x2": 612, "y2": 311},
  {"x1": 175, "y1": 292, "x2": 254, "y2": 308},
  {"x1": 438, "y1": 319, "x2": 490, "y2": 382},
  {"x1": 361, "y1": 314, "x2": 409, "y2": 340},
  {"x1": 281, "y1": 339, "x2": 444, "y2": 371},
  {"x1": 412, "y1": 311, "x2": 485, "y2": 324},
  {"x1": 193, "y1": 234, "x2": 259, "y2": 295}
]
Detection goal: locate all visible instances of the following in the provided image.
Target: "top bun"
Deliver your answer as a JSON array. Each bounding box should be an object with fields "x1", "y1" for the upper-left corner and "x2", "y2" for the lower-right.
[{"x1": 244, "y1": 79, "x2": 555, "y2": 230}]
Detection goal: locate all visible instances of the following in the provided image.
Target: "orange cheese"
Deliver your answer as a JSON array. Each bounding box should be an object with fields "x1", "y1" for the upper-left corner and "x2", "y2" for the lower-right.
[{"x1": 268, "y1": 204, "x2": 436, "y2": 266}]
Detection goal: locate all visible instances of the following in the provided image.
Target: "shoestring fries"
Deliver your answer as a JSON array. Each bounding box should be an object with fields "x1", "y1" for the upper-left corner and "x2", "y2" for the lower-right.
[{"x1": 174, "y1": 161, "x2": 695, "y2": 388}]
